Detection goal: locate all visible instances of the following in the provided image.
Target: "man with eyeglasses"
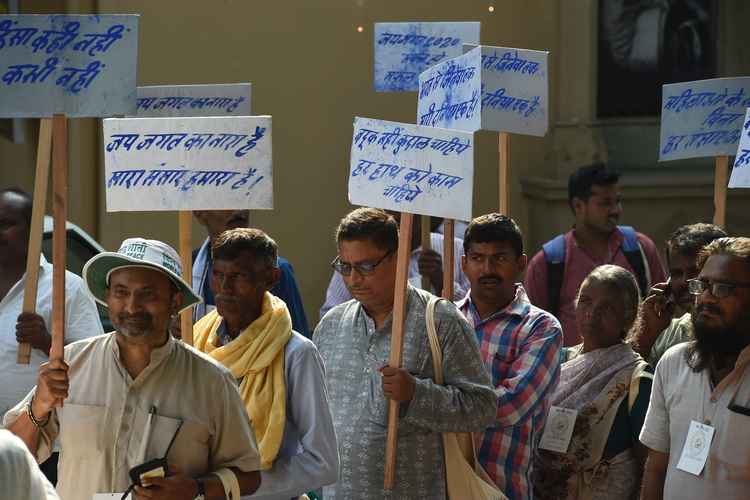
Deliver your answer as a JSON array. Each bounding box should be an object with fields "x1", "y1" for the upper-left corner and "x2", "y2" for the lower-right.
[
  {"x1": 632, "y1": 223, "x2": 726, "y2": 364},
  {"x1": 640, "y1": 237, "x2": 750, "y2": 500},
  {"x1": 313, "y1": 207, "x2": 496, "y2": 499},
  {"x1": 524, "y1": 164, "x2": 666, "y2": 346}
]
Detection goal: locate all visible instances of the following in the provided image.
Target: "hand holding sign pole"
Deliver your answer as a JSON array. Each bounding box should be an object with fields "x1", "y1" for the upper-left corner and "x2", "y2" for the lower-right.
[
  {"x1": 349, "y1": 117, "x2": 474, "y2": 488},
  {"x1": 0, "y1": 14, "x2": 139, "y2": 363},
  {"x1": 659, "y1": 77, "x2": 750, "y2": 228}
]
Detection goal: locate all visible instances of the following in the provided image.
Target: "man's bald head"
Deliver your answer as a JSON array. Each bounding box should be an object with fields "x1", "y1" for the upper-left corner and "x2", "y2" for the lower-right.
[{"x1": 0, "y1": 188, "x2": 32, "y2": 228}]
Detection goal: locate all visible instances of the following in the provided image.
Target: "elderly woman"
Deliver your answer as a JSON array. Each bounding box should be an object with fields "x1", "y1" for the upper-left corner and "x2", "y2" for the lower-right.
[{"x1": 533, "y1": 265, "x2": 653, "y2": 500}]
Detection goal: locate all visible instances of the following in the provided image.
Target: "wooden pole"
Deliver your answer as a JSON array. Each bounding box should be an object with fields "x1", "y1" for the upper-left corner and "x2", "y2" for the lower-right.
[
  {"x1": 384, "y1": 212, "x2": 413, "y2": 489},
  {"x1": 420, "y1": 215, "x2": 431, "y2": 290},
  {"x1": 499, "y1": 132, "x2": 511, "y2": 216},
  {"x1": 17, "y1": 118, "x2": 53, "y2": 364},
  {"x1": 178, "y1": 211, "x2": 194, "y2": 345},
  {"x1": 713, "y1": 156, "x2": 729, "y2": 228},
  {"x1": 50, "y1": 114, "x2": 67, "y2": 360},
  {"x1": 442, "y1": 219, "x2": 455, "y2": 300}
]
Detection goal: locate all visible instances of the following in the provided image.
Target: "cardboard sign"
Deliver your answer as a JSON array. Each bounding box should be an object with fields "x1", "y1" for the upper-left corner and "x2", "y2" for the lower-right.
[
  {"x1": 0, "y1": 14, "x2": 139, "y2": 117},
  {"x1": 134, "y1": 83, "x2": 251, "y2": 117},
  {"x1": 417, "y1": 45, "x2": 549, "y2": 136},
  {"x1": 103, "y1": 116, "x2": 272, "y2": 211},
  {"x1": 659, "y1": 77, "x2": 750, "y2": 161},
  {"x1": 349, "y1": 116, "x2": 473, "y2": 221},
  {"x1": 728, "y1": 109, "x2": 750, "y2": 188},
  {"x1": 374, "y1": 22, "x2": 479, "y2": 93}
]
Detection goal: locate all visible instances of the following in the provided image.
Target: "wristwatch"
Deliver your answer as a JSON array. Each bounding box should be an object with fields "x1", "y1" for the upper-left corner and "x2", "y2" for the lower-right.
[{"x1": 193, "y1": 478, "x2": 206, "y2": 500}]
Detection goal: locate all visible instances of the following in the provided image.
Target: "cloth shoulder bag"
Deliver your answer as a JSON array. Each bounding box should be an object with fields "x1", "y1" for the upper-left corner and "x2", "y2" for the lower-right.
[{"x1": 426, "y1": 297, "x2": 507, "y2": 500}]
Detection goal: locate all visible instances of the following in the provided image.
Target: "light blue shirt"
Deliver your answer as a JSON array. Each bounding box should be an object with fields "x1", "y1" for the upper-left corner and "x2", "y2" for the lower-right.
[{"x1": 216, "y1": 323, "x2": 339, "y2": 499}]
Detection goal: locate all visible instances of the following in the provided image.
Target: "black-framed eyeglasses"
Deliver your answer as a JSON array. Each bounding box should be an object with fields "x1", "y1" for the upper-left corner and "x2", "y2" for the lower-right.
[
  {"x1": 331, "y1": 250, "x2": 394, "y2": 277},
  {"x1": 687, "y1": 278, "x2": 750, "y2": 299}
]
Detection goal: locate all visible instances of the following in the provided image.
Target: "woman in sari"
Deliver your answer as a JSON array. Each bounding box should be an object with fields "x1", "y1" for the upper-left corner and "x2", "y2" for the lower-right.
[{"x1": 533, "y1": 265, "x2": 653, "y2": 500}]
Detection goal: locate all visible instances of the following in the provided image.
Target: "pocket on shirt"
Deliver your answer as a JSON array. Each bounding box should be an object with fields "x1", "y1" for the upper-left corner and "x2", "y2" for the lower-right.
[
  {"x1": 165, "y1": 419, "x2": 211, "y2": 476},
  {"x1": 711, "y1": 409, "x2": 750, "y2": 480},
  {"x1": 491, "y1": 346, "x2": 515, "y2": 379},
  {"x1": 59, "y1": 403, "x2": 108, "y2": 456}
]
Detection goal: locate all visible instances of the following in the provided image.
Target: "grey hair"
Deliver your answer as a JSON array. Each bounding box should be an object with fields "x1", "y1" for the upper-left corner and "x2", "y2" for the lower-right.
[{"x1": 576, "y1": 264, "x2": 641, "y2": 338}]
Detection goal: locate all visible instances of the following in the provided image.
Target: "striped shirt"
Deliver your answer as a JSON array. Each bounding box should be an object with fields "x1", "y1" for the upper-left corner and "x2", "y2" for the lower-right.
[{"x1": 457, "y1": 285, "x2": 562, "y2": 500}]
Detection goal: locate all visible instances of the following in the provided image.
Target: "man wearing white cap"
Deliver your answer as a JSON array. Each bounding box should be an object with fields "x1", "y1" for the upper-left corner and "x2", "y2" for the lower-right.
[{"x1": 4, "y1": 238, "x2": 262, "y2": 500}]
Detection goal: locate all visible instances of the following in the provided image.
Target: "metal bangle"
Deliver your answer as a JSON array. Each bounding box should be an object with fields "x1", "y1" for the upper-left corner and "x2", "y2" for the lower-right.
[{"x1": 26, "y1": 395, "x2": 49, "y2": 428}]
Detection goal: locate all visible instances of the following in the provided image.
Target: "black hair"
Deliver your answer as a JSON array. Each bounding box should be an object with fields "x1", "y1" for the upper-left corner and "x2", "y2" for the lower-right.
[
  {"x1": 212, "y1": 227, "x2": 278, "y2": 269},
  {"x1": 336, "y1": 207, "x2": 398, "y2": 253},
  {"x1": 463, "y1": 213, "x2": 523, "y2": 257},
  {"x1": 666, "y1": 223, "x2": 727, "y2": 266},
  {"x1": 567, "y1": 163, "x2": 619, "y2": 211}
]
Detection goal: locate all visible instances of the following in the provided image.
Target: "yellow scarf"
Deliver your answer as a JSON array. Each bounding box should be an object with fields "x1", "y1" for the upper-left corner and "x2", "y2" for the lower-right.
[{"x1": 193, "y1": 292, "x2": 292, "y2": 470}]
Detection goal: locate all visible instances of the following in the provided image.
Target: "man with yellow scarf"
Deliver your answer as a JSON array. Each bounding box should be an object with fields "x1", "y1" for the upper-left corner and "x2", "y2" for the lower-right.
[{"x1": 193, "y1": 228, "x2": 338, "y2": 499}]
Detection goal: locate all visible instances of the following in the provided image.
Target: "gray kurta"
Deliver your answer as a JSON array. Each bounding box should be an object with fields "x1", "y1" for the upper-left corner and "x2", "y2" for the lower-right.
[{"x1": 314, "y1": 286, "x2": 496, "y2": 499}]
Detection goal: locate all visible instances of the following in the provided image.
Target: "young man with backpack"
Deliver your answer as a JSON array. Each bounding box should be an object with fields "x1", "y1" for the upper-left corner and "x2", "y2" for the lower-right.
[{"x1": 524, "y1": 164, "x2": 666, "y2": 346}]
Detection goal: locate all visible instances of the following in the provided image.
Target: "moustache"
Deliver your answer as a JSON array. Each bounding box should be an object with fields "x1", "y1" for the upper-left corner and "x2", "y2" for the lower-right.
[
  {"x1": 478, "y1": 275, "x2": 502, "y2": 285},
  {"x1": 695, "y1": 304, "x2": 721, "y2": 316},
  {"x1": 116, "y1": 312, "x2": 153, "y2": 324},
  {"x1": 215, "y1": 294, "x2": 240, "y2": 304}
]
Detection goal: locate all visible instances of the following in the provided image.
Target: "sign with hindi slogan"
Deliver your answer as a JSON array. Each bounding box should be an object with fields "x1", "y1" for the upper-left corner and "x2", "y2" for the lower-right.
[
  {"x1": 0, "y1": 14, "x2": 138, "y2": 117},
  {"x1": 350, "y1": 117, "x2": 473, "y2": 221},
  {"x1": 103, "y1": 116, "x2": 272, "y2": 211},
  {"x1": 374, "y1": 22, "x2": 480, "y2": 93},
  {"x1": 134, "y1": 83, "x2": 252, "y2": 117},
  {"x1": 728, "y1": 109, "x2": 750, "y2": 188},
  {"x1": 417, "y1": 45, "x2": 549, "y2": 136},
  {"x1": 659, "y1": 77, "x2": 750, "y2": 161}
]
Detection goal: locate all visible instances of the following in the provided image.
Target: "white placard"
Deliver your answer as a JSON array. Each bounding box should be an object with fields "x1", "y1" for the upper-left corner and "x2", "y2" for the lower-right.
[
  {"x1": 134, "y1": 83, "x2": 251, "y2": 117},
  {"x1": 349, "y1": 116, "x2": 473, "y2": 221},
  {"x1": 729, "y1": 109, "x2": 750, "y2": 188},
  {"x1": 417, "y1": 45, "x2": 549, "y2": 136},
  {"x1": 374, "y1": 22, "x2": 480, "y2": 93},
  {"x1": 659, "y1": 77, "x2": 750, "y2": 161},
  {"x1": 103, "y1": 116, "x2": 272, "y2": 211},
  {"x1": 0, "y1": 14, "x2": 139, "y2": 117}
]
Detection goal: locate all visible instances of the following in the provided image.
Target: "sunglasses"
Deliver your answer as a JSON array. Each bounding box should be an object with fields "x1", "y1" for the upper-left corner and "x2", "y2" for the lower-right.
[
  {"x1": 687, "y1": 279, "x2": 750, "y2": 299},
  {"x1": 331, "y1": 250, "x2": 394, "y2": 277}
]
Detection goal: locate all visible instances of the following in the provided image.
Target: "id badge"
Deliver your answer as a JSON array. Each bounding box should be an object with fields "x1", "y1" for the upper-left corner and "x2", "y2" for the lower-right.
[
  {"x1": 539, "y1": 406, "x2": 578, "y2": 453},
  {"x1": 92, "y1": 494, "x2": 127, "y2": 500},
  {"x1": 676, "y1": 420, "x2": 715, "y2": 476}
]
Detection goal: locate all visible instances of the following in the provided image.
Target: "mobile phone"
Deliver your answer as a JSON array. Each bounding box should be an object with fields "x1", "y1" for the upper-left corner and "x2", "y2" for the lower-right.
[{"x1": 129, "y1": 457, "x2": 168, "y2": 486}]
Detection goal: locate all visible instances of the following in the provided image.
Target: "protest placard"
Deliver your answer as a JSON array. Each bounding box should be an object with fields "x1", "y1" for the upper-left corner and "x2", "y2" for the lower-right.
[
  {"x1": 417, "y1": 45, "x2": 549, "y2": 136},
  {"x1": 134, "y1": 83, "x2": 251, "y2": 117},
  {"x1": 728, "y1": 109, "x2": 750, "y2": 188},
  {"x1": 659, "y1": 77, "x2": 750, "y2": 162},
  {"x1": 103, "y1": 116, "x2": 273, "y2": 211},
  {"x1": 0, "y1": 14, "x2": 139, "y2": 117},
  {"x1": 374, "y1": 22, "x2": 479, "y2": 92},
  {"x1": 349, "y1": 116, "x2": 473, "y2": 221}
]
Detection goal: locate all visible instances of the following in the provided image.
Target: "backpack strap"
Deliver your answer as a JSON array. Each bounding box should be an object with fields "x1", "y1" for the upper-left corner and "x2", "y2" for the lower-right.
[
  {"x1": 618, "y1": 226, "x2": 650, "y2": 297},
  {"x1": 542, "y1": 234, "x2": 567, "y2": 317}
]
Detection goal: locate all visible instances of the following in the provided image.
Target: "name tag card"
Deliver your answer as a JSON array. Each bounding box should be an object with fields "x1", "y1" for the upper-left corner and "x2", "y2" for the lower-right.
[
  {"x1": 0, "y1": 14, "x2": 139, "y2": 117},
  {"x1": 417, "y1": 45, "x2": 549, "y2": 136},
  {"x1": 538, "y1": 406, "x2": 577, "y2": 453},
  {"x1": 103, "y1": 116, "x2": 273, "y2": 211},
  {"x1": 374, "y1": 22, "x2": 480, "y2": 93},
  {"x1": 659, "y1": 77, "x2": 750, "y2": 161},
  {"x1": 676, "y1": 420, "x2": 715, "y2": 476},
  {"x1": 349, "y1": 116, "x2": 474, "y2": 221},
  {"x1": 93, "y1": 495, "x2": 126, "y2": 500},
  {"x1": 728, "y1": 109, "x2": 750, "y2": 188},
  {"x1": 134, "y1": 83, "x2": 251, "y2": 118}
]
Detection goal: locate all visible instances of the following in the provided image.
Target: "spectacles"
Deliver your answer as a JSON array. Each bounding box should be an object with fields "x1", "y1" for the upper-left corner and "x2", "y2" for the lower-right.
[
  {"x1": 331, "y1": 250, "x2": 393, "y2": 277},
  {"x1": 687, "y1": 278, "x2": 750, "y2": 299}
]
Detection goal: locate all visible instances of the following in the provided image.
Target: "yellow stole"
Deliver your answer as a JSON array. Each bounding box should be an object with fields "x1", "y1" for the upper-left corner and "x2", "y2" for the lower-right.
[{"x1": 193, "y1": 292, "x2": 292, "y2": 469}]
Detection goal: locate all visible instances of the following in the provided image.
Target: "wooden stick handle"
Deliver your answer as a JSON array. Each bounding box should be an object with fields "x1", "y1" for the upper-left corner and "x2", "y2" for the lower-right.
[
  {"x1": 499, "y1": 132, "x2": 510, "y2": 216},
  {"x1": 442, "y1": 219, "x2": 455, "y2": 300},
  {"x1": 18, "y1": 118, "x2": 53, "y2": 364},
  {"x1": 178, "y1": 211, "x2": 194, "y2": 345},
  {"x1": 50, "y1": 114, "x2": 67, "y2": 361},
  {"x1": 420, "y1": 215, "x2": 431, "y2": 290},
  {"x1": 384, "y1": 213, "x2": 413, "y2": 489},
  {"x1": 714, "y1": 156, "x2": 729, "y2": 228}
]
